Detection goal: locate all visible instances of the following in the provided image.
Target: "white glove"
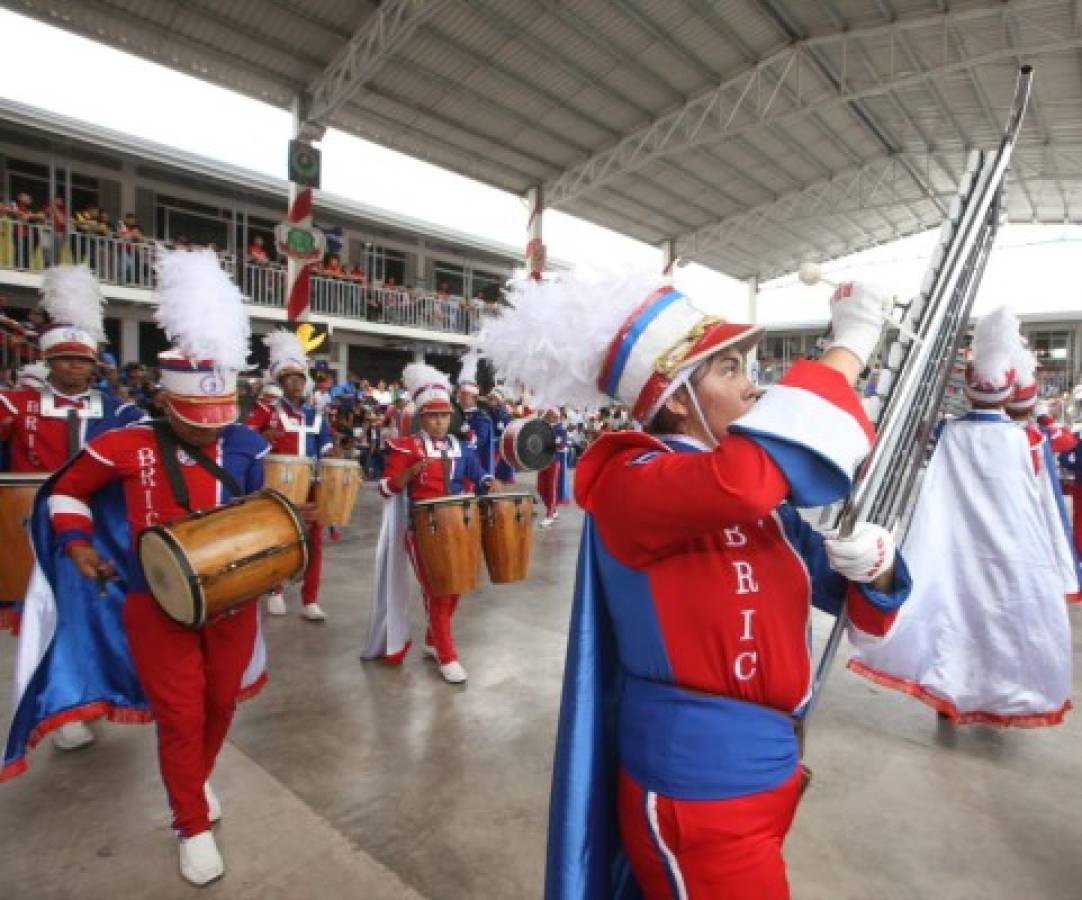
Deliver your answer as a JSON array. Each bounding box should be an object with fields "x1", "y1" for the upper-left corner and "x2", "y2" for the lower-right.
[
  {"x1": 824, "y1": 281, "x2": 888, "y2": 367},
  {"x1": 824, "y1": 522, "x2": 895, "y2": 584}
]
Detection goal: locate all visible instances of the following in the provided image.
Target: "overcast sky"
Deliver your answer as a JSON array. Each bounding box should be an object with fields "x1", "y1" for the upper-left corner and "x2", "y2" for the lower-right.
[{"x1": 1, "y1": 9, "x2": 1079, "y2": 324}]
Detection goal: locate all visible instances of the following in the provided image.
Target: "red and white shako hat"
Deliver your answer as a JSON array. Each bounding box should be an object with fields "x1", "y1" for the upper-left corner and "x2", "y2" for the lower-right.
[
  {"x1": 403, "y1": 362, "x2": 453, "y2": 414},
  {"x1": 963, "y1": 306, "x2": 1022, "y2": 405},
  {"x1": 478, "y1": 271, "x2": 762, "y2": 425},
  {"x1": 265, "y1": 330, "x2": 309, "y2": 382},
  {"x1": 1005, "y1": 344, "x2": 1039, "y2": 414},
  {"x1": 153, "y1": 248, "x2": 251, "y2": 428},
  {"x1": 38, "y1": 265, "x2": 106, "y2": 360}
]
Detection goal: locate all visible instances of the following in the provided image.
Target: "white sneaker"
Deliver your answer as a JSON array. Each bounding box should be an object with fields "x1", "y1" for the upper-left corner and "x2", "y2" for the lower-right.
[
  {"x1": 438, "y1": 660, "x2": 468, "y2": 684},
  {"x1": 553, "y1": 510, "x2": 561, "y2": 520},
  {"x1": 53, "y1": 720, "x2": 95, "y2": 751},
  {"x1": 266, "y1": 592, "x2": 287, "y2": 616},
  {"x1": 540, "y1": 516, "x2": 555, "y2": 528},
  {"x1": 301, "y1": 603, "x2": 327, "y2": 622},
  {"x1": 205, "y1": 781, "x2": 221, "y2": 824},
  {"x1": 178, "y1": 831, "x2": 224, "y2": 886}
]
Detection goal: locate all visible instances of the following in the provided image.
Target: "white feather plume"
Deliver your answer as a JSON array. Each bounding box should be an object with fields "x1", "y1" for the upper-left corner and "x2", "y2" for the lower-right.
[
  {"x1": 263, "y1": 330, "x2": 308, "y2": 369},
  {"x1": 17, "y1": 362, "x2": 49, "y2": 388},
  {"x1": 153, "y1": 248, "x2": 250, "y2": 370},
  {"x1": 1012, "y1": 342, "x2": 1037, "y2": 388},
  {"x1": 476, "y1": 270, "x2": 669, "y2": 409},
  {"x1": 457, "y1": 350, "x2": 480, "y2": 386},
  {"x1": 39, "y1": 265, "x2": 105, "y2": 339},
  {"x1": 969, "y1": 306, "x2": 1022, "y2": 386},
  {"x1": 402, "y1": 362, "x2": 450, "y2": 395}
]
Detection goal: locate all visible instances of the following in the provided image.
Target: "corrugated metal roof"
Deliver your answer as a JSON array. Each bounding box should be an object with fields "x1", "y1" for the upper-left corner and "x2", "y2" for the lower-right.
[{"x1": 7, "y1": 0, "x2": 1082, "y2": 281}]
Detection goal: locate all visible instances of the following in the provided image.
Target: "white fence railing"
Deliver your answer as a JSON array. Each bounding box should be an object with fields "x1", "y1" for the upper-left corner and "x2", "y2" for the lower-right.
[{"x1": 0, "y1": 225, "x2": 483, "y2": 337}]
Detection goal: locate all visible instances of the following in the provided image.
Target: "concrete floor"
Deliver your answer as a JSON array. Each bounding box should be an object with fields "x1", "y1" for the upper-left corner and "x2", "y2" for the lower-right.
[{"x1": 2, "y1": 478, "x2": 1082, "y2": 899}]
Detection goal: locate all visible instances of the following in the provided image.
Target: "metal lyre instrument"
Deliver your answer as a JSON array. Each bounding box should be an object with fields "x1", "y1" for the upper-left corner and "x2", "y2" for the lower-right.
[{"x1": 802, "y1": 65, "x2": 1034, "y2": 726}]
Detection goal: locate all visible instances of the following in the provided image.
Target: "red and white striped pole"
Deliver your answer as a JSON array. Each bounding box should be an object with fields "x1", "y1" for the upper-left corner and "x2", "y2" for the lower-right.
[
  {"x1": 525, "y1": 184, "x2": 546, "y2": 281},
  {"x1": 286, "y1": 184, "x2": 314, "y2": 323}
]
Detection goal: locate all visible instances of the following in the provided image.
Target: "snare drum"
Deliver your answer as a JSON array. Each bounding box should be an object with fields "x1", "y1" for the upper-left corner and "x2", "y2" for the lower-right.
[
  {"x1": 0, "y1": 473, "x2": 48, "y2": 602},
  {"x1": 501, "y1": 418, "x2": 556, "y2": 472},
  {"x1": 315, "y1": 458, "x2": 361, "y2": 526},
  {"x1": 263, "y1": 454, "x2": 313, "y2": 505},
  {"x1": 410, "y1": 495, "x2": 482, "y2": 596},
  {"x1": 138, "y1": 489, "x2": 308, "y2": 628},
  {"x1": 478, "y1": 491, "x2": 535, "y2": 584}
]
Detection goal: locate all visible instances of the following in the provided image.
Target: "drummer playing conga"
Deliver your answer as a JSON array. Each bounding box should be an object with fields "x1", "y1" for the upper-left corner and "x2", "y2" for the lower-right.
[
  {"x1": 44, "y1": 250, "x2": 273, "y2": 886},
  {"x1": 244, "y1": 330, "x2": 335, "y2": 621},
  {"x1": 363, "y1": 363, "x2": 499, "y2": 684},
  {"x1": 0, "y1": 265, "x2": 140, "y2": 755}
]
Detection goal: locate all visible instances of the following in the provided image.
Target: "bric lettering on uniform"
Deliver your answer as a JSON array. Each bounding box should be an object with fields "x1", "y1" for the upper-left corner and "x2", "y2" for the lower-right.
[
  {"x1": 739, "y1": 608, "x2": 756, "y2": 642},
  {"x1": 723, "y1": 525, "x2": 747, "y2": 547},
  {"x1": 734, "y1": 651, "x2": 758, "y2": 681},
  {"x1": 732, "y1": 560, "x2": 759, "y2": 595},
  {"x1": 136, "y1": 446, "x2": 160, "y2": 525}
]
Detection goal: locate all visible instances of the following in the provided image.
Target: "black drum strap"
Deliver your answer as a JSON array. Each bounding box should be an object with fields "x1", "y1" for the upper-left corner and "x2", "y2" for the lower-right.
[{"x1": 151, "y1": 420, "x2": 243, "y2": 513}]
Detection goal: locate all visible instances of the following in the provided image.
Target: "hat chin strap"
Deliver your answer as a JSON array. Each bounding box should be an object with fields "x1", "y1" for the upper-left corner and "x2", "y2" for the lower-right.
[{"x1": 685, "y1": 381, "x2": 720, "y2": 449}]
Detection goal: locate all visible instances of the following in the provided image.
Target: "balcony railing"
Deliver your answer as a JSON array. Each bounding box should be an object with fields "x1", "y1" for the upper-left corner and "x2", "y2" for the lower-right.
[{"x1": 0, "y1": 223, "x2": 483, "y2": 338}]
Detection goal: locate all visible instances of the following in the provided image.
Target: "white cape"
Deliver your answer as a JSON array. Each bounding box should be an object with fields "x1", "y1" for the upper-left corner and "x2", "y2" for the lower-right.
[
  {"x1": 361, "y1": 493, "x2": 412, "y2": 659},
  {"x1": 849, "y1": 413, "x2": 1072, "y2": 725}
]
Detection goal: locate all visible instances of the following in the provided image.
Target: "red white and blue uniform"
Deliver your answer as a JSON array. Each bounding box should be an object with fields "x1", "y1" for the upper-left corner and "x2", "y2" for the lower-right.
[
  {"x1": 461, "y1": 404, "x2": 495, "y2": 476},
  {"x1": 537, "y1": 422, "x2": 570, "y2": 518},
  {"x1": 546, "y1": 361, "x2": 911, "y2": 900},
  {"x1": 491, "y1": 405, "x2": 516, "y2": 483},
  {"x1": 1056, "y1": 429, "x2": 1082, "y2": 561},
  {"x1": 244, "y1": 398, "x2": 334, "y2": 606},
  {"x1": 0, "y1": 384, "x2": 141, "y2": 631},
  {"x1": 375, "y1": 432, "x2": 493, "y2": 664},
  {"x1": 38, "y1": 422, "x2": 269, "y2": 837}
]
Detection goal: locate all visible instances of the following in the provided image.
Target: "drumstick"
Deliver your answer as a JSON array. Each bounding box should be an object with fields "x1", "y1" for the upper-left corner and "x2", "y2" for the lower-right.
[{"x1": 797, "y1": 262, "x2": 923, "y2": 347}]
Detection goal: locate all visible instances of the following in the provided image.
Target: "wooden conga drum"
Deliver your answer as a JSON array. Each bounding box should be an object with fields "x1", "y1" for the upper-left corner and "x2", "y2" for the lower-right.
[
  {"x1": 262, "y1": 454, "x2": 313, "y2": 506},
  {"x1": 478, "y1": 491, "x2": 535, "y2": 584},
  {"x1": 0, "y1": 473, "x2": 48, "y2": 602},
  {"x1": 410, "y1": 495, "x2": 481, "y2": 596},
  {"x1": 138, "y1": 489, "x2": 308, "y2": 628},
  {"x1": 315, "y1": 458, "x2": 361, "y2": 526}
]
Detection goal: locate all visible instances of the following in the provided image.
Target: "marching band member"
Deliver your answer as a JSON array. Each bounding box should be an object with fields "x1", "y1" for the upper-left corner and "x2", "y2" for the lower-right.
[
  {"x1": 1058, "y1": 410, "x2": 1082, "y2": 558},
  {"x1": 3, "y1": 250, "x2": 270, "y2": 886},
  {"x1": 456, "y1": 354, "x2": 495, "y2": 476},
  {"x1": 0, "y1": 266, "x2": 140, "y2": 751},
  {"x1": 850, "y1": 307, "x2": 1073, "y2": 727},
  {"x1": 536, "y1": 407, "x2": 568, "y2": 528},
  {"x1": 362, "y1": 363, "x2": 497, "y2": 684},
  {"x1": 1005, "y1": 354, "x2": 1082, "y2": 599},
  {"x1": 480, "y1": 272, "x2": 911, "y2": 899},
  {"x1": 487, "y1": 386, "x2": 516, "y2": 483},
  {"x1": 244, "y1": 331, "x2": 334, "y2": 621}
]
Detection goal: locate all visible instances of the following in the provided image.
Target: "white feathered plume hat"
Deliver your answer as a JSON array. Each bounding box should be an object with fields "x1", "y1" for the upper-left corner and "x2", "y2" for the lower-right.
[
  {"x1": 153, "y1": 248, "x2": 251, "y2": 427},
  {"x1": 477, "y1": 271, "x2": 762, "y2": 425},
  {"x1": 402, "y1": 362, "x2": 453, "y2": 414},
  {"x1": 964, "y1": 306, "x2": 1022, "y2": 405},
  {"x1": 38, "y1": 265, "x2": 105, "y2": 360},
  {"x1": 17, "y1": 361, "x2": 49, "y2": 390},
  {"x1": 456, "y1": 349, "x2": 481, "y2": 395},
  {"x1": 1005, "y1": 340, "x2": 1039, "y2": 414},
  {"x1": 265, "y1": 330, "x2": 309, "y2": 382}
]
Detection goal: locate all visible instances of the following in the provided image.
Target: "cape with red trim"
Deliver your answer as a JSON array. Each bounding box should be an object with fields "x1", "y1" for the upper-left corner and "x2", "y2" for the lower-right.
[{"x1": 2, "y1": 448, "x2": 266, "y2": 782}]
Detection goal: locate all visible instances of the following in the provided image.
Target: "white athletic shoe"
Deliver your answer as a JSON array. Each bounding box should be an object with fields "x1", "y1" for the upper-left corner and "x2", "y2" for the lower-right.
[
  {"x1": 53, "y1": 721, "x2": 95, "y2": 751},
  {"x1": 553, "y1": 510, "x2": 561, "y2": 520},
  {"x1": 438, "y1": 660, "x2": 468, "y2": 684},
  {"x1": 178, "y1": 831, "x2": 224, "y2": 886},
  {"x1": 540, "y1": 516, "x2": 555, "y2": 528},
  {"x1": 301, "y1": 603, "x2": 327, "y2": 622},
  {"x1": 205, "y1": 782, "x2": 221, "y2": 824},
  {"x1": 266, "y1": 592, "x2": 287, "y2": 616}
]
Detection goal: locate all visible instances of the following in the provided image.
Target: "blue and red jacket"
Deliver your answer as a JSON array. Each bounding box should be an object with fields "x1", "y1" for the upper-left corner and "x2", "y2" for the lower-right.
[{"x1": 379, "y1": 432, "x2": 493, "y2": 502}]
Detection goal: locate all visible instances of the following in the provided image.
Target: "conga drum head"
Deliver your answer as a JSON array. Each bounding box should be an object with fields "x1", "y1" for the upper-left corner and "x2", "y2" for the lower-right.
[
  {"x1": 502, "y1": 419, "x2": 556, "y2": 471},
  {"x1": 140, "y1": 527, "x2": 203, "y2": 627}
]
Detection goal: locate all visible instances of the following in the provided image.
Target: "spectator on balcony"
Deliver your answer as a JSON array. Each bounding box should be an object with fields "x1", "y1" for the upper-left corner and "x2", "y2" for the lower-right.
[
  {"x1": 247, "y1": 234, "x2": 270, "y2": 264},
  {"x1": 4, "y1": 192, "x2": 45, "y2": 270},
  {"x1": 348, "y1": 263, "x2": 366, "y2": 284},
  {"x1": 172, "y1": 232, "x2": 191, "y2": 251},
  {"x1": 72, "y1": 203, "x2": 103, "y2": 270},
  {"x1": 436, "y1": 281, "x2": 451, "y2": 300},
  {"x1": 322, "y1": 252, "x2": 345, "y2": 279},
  {"x1": 117, "y1": 212, "x2": 146, "y2": 284},
  {"x1": 96, "y1": 209, "x2": 114, "y2": 237}
]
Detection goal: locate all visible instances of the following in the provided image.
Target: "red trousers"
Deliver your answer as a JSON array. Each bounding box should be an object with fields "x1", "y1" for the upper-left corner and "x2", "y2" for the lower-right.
[
  {"x1": 405, "y1": 531, "x2": 460, "y2": 664},
  {"x1": 122, "y1": 592, "x2": 258, "y2": 838},
  {"x1": 618, "y1": 767, "x2": 803, "y2": 900},
  {"x1": 537, "y1": 461, "x2": 560, "y2": 518},
  {"x1": 300, "y1": 522, "x2": 323, "y2": 605}
]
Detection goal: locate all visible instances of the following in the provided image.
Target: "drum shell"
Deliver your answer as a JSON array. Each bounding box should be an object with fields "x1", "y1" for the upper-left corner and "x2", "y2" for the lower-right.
[
  {"x1": 410, "y1": 496, "x2": 481, "y2": 596},
  {"x1": 263, "y1": 454, "x2": 313, "y2": 505},
  {"x1": 138, "y1": 490, "x2": 308, "y2": 628},
  {"x1": 0, "y1": 473, "x2": 48, "y2": 602},
  {"x1": 501, "y1": 418, "x2": 556, "y2": 472},
  {"x1": 479, "y1": 492, "x2": 534, "y2": 584},
  {"x1": 315, "y1": 458, "x2": 361, "y2": 526}
]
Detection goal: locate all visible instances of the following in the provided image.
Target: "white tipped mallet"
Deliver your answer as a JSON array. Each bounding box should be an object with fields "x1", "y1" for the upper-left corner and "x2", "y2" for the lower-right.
[{"x1": 797, "y1": 261, "x2": 922, "y2": 346}]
